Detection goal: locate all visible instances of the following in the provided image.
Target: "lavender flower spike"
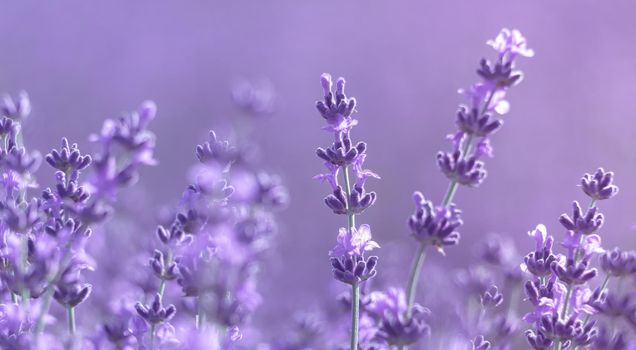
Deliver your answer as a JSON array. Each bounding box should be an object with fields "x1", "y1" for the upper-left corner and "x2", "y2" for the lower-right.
[{"x1": 314, "y1": 73, "x2": 379, "y2": 350}]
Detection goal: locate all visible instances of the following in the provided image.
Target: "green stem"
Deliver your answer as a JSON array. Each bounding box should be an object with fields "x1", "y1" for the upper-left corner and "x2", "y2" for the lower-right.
[
  {"x1": 150, "y1": 324, "x2": 156, "y2": 350},
  {"x1": 158, "y1": 279, "x2": 166, "y2": 299},
  {"x1": 350, "y1": 283, "x2": 360, "y2": 350},
  {"x1": 195, "y1": 296, "x2": 206, "y2": 330},
  {"x1": 34, "y1": 247, "x2": 74, "y2": 334},
  {"x1": 67, "y1": 306, "x2": 76, "y2": 336},
  {"x1": 10, "y1": 292, "x2": 18, "y2": 304},
  {"x1": 405, "y1": 243, "x2": 427, "y2": 317},
  {"x1": 341, "y1": 165, "x2": 358, "y2": 350}
]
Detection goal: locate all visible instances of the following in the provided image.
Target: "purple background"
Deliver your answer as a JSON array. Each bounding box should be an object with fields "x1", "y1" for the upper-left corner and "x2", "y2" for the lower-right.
[{"x1": 1, "y1": 1, "x2": 635, "y2": 332}]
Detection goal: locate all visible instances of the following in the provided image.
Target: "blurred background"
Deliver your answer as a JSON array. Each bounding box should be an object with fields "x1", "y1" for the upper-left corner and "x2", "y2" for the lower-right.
[{"x1": 1, "y1": 0, "x2": 635, "y2": 342}]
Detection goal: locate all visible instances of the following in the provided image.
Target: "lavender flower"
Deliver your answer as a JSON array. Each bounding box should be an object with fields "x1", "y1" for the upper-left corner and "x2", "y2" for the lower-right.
[
  {"x1": 600, "y1": 248, "x2": 636, "y2": 277},
  {"x1": 480, "y1": 285, "x2": 504, "y2": 309},
  {"x1": 581, "y1": 168, "x2": 619, "y2": 201},
  {"x1": 135, "y1": 293, "x2": 177, "y2": 325},
  {"x1": 408, "y1": 191, "x2": 462, "y2": 254},
  {"x1": 329, "y1": 226, "x2": 379, "y2": 285},
  {"x1": 472, "y1": 335, "x2": 491, "y2": 350},
  {"x1": 366, "y1": 288, "x2": 430, "y2": 347}
]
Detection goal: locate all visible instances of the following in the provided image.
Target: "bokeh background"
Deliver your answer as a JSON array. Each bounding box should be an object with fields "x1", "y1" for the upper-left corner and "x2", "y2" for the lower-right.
[{"x1": 1, "y1": 0, "x2": 635, "y2": 340}]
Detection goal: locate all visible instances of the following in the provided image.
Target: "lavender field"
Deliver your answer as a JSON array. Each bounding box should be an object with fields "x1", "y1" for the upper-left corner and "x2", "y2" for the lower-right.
[{"x1": 1, "y1": 2, "x2": 635, "y2": 349}]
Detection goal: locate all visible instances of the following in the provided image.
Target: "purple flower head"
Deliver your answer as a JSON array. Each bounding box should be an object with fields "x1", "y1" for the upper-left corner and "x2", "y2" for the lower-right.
[
  {"x1": 525, "y1": 329, "x2": 553, "y2": 350},
  {"x1": 1, "y1": 91, "x2": 31, "y2": 121},
  {"x1": 437, "y1": 150, "x2": 487, "y2": 187},
  {"x1": 529, "y1": 313, "x2": 592, "y2": 349},
  {"x1": 524, "y1": 277, "x2": 558, "y2": 307},
  {"x1": 1, "y1": 234, "x2": 60, "y2": 298},
  {"x1": 367, "y1": 288, "x2": 430, "y2": 347},
  {"x1": 195, "y1": 130, "x2": 237, "y2": 169},
  {"x1": 90, "y1": 101, "x2": 158, "y2": 165},
  {"x1": 329, "y1": 224, "x2": 379, "y2": 258},
  {"x1": 486, "y1": 28, "x2": 535, "y2": 60},
  {"x1": 408, "y1": 191, "x2": 462, "y2": 254},
  {"x1": 232, "y1": 79, "x2": 276, "y2": 116},
  {"x1": 581, "y1": 168, "x2": 619, "y2": 201},
  {"x1": 480, "y1": 285, "x2": 504, "y2": 309},
  {"x1": 149, "y1": 249, "x2": 179, "y2": 281},
  {"x1": 456, "y1": 105, "x2": 503, "y2": 138},
  {"x1": 0, "y1": 197, "x2": 42, "y2": 233},
  {"x1": 156, "y1": 224, "x2": 193, "y2": 248},
  {"x1": 323, "y1": 184, "x2": 377, "y2": 217},
  {"x1": 472, "y1": 335, "x2": 491, "y2": 350},
  {"x1": 551, "y1": 256, "x2": 597, "y2": 286},
  {"x1": 315, "y1": 73, "x2": 357, "y2": 134},
  {"x1": 522, "y1": 225, "x2": 558, "y2": 277},
  {"x1": 135, "y1": 293, "x2": 176, "y2": 325},
  {"x1": 0, "y1": 144, "x2": 42, "y2": 176},
  {"x1": 600, "y1": 247, "x2": 636, "y2": 277},
  {"x1": 252, "y1": 171, "x2": 289, "y2": 209},
  {"x1": 45, "y1": 138, "x2": 92, "y2": 174},
  {"x1": 593, "y1": 326, "x2": 628, "y2": 350},
  {"x1": 592, "y1": 289, "x2": 635, "y2": 318},
  {"x1": 316, "y1": 132, "x2": 367, "y2": 167},
  {"x1": 330, "y1": 254, "x2": 378, "y2": 286},
  {"x1": 559, "y1": 201, "x2": 604, "y2": 235},
  {"x1": 477, "y1": 58, "x2": 524, "y2": 89}
]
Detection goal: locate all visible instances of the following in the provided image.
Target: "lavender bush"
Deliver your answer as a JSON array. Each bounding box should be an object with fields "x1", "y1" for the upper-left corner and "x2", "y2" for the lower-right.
[{"x1": 1, "y1": 25, "x2": 635, "y2": 350}]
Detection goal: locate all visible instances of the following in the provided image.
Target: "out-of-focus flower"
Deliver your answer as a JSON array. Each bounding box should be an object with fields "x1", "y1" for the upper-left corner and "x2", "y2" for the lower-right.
[
  {"x1": 366, "y1": 288, "x2": 430, "y2": 347},
  {"x1": 581, "y1": 168, "x2": 619, "y2": 201},
  {"x1": 486, "y1": 28, "x2": 535, "y2": 59},
  {"x1": 232, "y1": 79, "x2": 276, "y2": 116},
  {"x1": 600, "y1": 248, "x2": 636, "y2": 277}
]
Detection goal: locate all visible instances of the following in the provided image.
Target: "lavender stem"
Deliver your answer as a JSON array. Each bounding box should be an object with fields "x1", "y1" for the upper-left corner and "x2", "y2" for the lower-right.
[
  {"x1": 67, "y1": 306, "x2": 76, "y2": 336},
  {"x1": 350, "y1": 283, "x2": 360, "y2": 350},
  {"x1": 342, "y1": 164, "x2": 359, "y2": 350}
]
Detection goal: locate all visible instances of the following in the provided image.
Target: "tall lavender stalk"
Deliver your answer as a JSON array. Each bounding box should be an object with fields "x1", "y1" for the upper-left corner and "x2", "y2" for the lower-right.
[
  {"x1": 401, "y1": 28, "x2": 534, "y2": 349},
  {"x1": 314, "y1": 73, "x2": 380, "y2": 349}
]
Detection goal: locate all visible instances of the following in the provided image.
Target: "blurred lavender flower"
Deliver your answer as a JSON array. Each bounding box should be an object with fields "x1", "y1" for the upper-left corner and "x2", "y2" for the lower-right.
[
  {"x1": 232, "y1": 79, "x2": 276, "y2": 116},
  {"x1": 600, "y1": 248, "x2": 636, "y2": 277},
  {"x1": 581, "y1": 168, "x2": 619, "y2": 201},
  {"x1": 366, "y1": 288, "x2": 430, "y2": 347}
]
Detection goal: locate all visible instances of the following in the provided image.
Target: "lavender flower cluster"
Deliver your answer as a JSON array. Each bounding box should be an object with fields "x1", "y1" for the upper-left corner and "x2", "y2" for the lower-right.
[
  {"x1": 301, "y1": 29, "x2": 636, "y2": 350},
  {"x1": 2, "y1": 27, "x2": 635, "y2": 350},
  {"x1": 0, "y1": 83, "x2": 288, "y2": 349}
]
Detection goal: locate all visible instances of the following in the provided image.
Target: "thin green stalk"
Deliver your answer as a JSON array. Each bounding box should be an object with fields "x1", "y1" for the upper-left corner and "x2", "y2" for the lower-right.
[
  {"x1": 350, "y1": 283, "x2": 360, "y2": 350},
  {"x1": 405, "y1": 243, "x2": 427, "y2": 316},
  {"x1": 149, "y1": 324, "x2": 156, "y2": 350},
  {"x1": 195, "y1": 296, "x2": 206, "y2": 330},
  {"x1": 10, "y1": 292, "x2": 18, "y2": 304},
  {"x1": 35, "y1": 247, "x2": 73, "y2": 334},
  {"x1": 342, "y1": 165, "x2": 358, "y2": 350},
  {"x1": 67, "y1": 306, "x2": 76, "y2": 336}
]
